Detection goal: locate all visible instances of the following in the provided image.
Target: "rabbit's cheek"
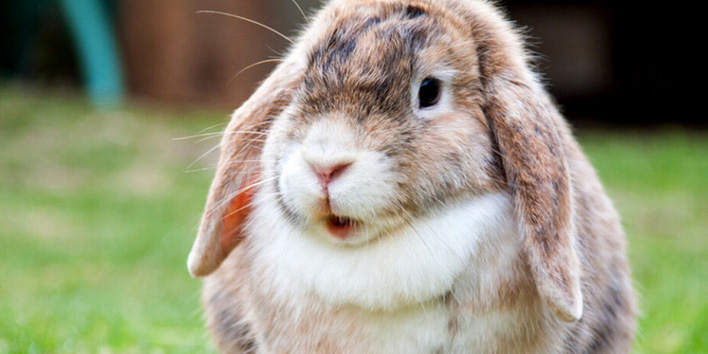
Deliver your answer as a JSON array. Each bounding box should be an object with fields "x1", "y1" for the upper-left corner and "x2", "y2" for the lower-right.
[
  {"x1": 279, "y1": 150, "x2": 325, "y2": 219},
  {"x1": 323, "y1": 150, "x2": 397, "y2": 219}
]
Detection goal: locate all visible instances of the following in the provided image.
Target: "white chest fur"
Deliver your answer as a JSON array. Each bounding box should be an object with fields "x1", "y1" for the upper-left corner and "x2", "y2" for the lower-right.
[{"x1": 246, "y1": 192, "x2": 519, "y2": 353}]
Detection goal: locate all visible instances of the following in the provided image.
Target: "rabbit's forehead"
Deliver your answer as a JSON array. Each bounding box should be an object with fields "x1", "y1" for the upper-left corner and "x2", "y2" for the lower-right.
[{"x1": 299, "y1": 3, "x2": 457, "y2": 111}]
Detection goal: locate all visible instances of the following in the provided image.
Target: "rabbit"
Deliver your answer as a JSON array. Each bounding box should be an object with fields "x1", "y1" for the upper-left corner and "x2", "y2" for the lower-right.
[{"x1": 187, "y1": 0, "x2": 637, "y2": 353}]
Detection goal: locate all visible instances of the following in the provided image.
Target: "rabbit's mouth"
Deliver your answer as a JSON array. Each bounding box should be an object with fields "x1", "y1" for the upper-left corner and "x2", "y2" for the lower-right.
[{"x1": 325, "y1": 214, "x2": 360, "y2": 239}]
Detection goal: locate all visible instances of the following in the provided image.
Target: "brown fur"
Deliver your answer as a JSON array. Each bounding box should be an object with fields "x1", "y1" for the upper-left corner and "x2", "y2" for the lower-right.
[{"x1": 189, "y1": 0, "x2": 637, "y2": 352}]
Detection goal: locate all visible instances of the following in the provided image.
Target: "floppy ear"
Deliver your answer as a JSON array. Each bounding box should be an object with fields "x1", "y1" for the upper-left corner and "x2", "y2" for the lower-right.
[
  {"x1": 483, "y1": 73, "x2": 583, "y2": 322},
  {"x1": 469, "y1": 7, "x2": 583, "y2": 321},
  {"x1": 187, "y1": 63, "x2": 301, "y2": 277}
]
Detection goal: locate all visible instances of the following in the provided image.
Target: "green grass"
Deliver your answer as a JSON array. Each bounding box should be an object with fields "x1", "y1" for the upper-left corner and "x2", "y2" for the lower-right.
[
  {"x1": 0, "y1": 86, "x2": 222, "y2": 353},
  {"x1": 580, "y1": 131, "x2": 708, "y2": 353},
  {"x1": 1, "y1": 85, "x2": 706, "y2": 353}
]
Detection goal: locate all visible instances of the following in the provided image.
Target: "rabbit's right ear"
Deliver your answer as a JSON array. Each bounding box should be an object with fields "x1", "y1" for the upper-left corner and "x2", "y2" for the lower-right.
[{"x1": 187, "y1": 63, "x2": 302, "y2": 277}]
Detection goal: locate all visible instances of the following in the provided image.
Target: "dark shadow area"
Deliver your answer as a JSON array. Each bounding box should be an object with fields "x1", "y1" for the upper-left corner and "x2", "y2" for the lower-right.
[
  {"x1": 1, "y1": 0, "x2": 703, "y2": 128},
  {"x1": 505, "y1": 1, "x2": 701, "y2": 128}
]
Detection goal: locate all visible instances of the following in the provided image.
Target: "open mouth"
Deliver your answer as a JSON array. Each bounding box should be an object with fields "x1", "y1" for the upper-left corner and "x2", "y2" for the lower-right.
[{"x1": 325, "y1": 215, "x2": 359, "y2": 239}]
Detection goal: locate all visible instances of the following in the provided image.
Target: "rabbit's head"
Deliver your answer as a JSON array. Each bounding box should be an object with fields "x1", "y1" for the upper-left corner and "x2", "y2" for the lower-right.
[{"x1": 189, "y1": 0, "x2": 582, "y2": 323}]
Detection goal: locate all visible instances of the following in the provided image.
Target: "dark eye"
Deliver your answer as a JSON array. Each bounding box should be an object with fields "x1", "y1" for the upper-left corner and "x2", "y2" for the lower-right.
[{"x1": 418, "y1": 77, "x2": 441, "y2": 108}]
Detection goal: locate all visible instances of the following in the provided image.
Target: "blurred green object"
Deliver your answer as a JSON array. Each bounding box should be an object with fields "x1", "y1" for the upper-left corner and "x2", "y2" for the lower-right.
[
  {"x1": 58, "y1": 0, "x2": 124, "y2": 106},
  {"x1": 4, "y1": 0, "x2": 124, "y2": 106}
]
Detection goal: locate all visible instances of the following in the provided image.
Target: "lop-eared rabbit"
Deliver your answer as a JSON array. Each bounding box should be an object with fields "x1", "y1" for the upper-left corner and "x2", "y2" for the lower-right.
[{"x1": 187, "y1": 0, "x2": 637, "y2": 352}]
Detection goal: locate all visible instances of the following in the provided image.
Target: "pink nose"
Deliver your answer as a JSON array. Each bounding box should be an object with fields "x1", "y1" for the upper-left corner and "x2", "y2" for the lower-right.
[{"x1": 310, "y1": 162, "x2": 352, "y2": 190}]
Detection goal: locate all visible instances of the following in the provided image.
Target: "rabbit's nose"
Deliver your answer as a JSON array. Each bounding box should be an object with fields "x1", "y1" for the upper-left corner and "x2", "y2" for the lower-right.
[{"x1": 309, "y1": 161, "x2": 353, "y2": 191}]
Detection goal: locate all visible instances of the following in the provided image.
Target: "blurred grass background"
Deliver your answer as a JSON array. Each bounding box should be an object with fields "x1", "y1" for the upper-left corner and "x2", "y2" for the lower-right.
[
  {"x1": 2, "y1": 0, "x2": 705, "y2": 353},
  {"x1": 0, "y1": 84, "x2": 706, "y2": 353},
  {"x1": 0, "y1": 85, "x2": 218, "y2": 353}
]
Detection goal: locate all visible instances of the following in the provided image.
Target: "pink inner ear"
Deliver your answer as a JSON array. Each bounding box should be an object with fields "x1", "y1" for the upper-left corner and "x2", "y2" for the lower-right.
[{"x1": 220, "y1": 174, "x2": 258, "y2": 253}]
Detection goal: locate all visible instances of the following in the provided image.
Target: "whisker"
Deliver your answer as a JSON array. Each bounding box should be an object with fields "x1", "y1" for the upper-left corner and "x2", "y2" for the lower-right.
[
  {"x1": 195, "y1": 122, "x2": 227, "y2": 134},
  {"x1": 220, "y1": 188, "x2": 282, "y2": 222},
  {"x1": 399, "y1": 203, "x2": 469, "y2": 266},
  {"x1": 196, "y1": 10, "x2": 295, "y2": 44},
  {"x1": 172, "y1": 132, "x2": 223, "y2": 141},
  {"x1": 184, "y1": 164, "x2": 218, "y2": 173},
  {"x1": 240, "y1": 176, "x2": 276, "y2": 193},
  {"x1": 289, "y1": 0, "x2": 309, "y2": 22},
  {"x1": 197, "y1": 133, "x2": 266, "y2": 145},
  {"x1": 173, "y1": 122, "x2": 226, "y2": 141},
  {"x1": 222, "y1": 201, "x2": 253, "y2": 220},
  {"x1": 187, "y1": 143, "x2": 221, "y2": 169},
  {"x1": 174, "y1": 130, "x2": 269, "y2": 146},
  {"x1": 236, "y1": 139, "x2": 265, "y2": 163},
  {"x1": 195, "y1": 135, "x2": 224, "y2": 144},
  {"x1": 215, "y1": 176, "x2": 278, "y2": 212},
  {"x1": 266, "y1": 45, "x2": 286, "y2": 58},
  {"x1": 184, "y1": 129, "x2": 268, "y2": 170},
  {"x1": 187, "y1": 159, "x2": 262, "y2": 173},
  {"x1": 399, "y1": 208, "x2": 435, "y2": 259},
  {"x1": 229, "y1": 130, "x2": 269, "y2": 136},
  {"x1": 227, "y1": 58, "x2": 284, "y2": 87}
]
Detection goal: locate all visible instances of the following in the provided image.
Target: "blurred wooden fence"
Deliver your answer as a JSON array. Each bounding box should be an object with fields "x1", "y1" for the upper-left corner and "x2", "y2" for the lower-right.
[{"x1": 118, "y1": 0, "x2": 312, "y2": 107}]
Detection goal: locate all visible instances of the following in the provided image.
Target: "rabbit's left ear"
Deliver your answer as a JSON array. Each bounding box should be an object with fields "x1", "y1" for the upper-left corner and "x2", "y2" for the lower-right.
[
  {"x1": 471, "y1": 10, "x2": 583, "y2": 320},
  {"x1": 482, "y1": 68, "x2": 583, "y2": 322}
]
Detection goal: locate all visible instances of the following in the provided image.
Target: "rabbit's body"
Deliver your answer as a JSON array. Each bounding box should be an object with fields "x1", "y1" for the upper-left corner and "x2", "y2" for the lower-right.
[
  {"x1": 189, "y1": 0, "x2": 636, "y2": 353},
  {"x1": 205, "y1": 193, "x2": 523, "y2": 353}
]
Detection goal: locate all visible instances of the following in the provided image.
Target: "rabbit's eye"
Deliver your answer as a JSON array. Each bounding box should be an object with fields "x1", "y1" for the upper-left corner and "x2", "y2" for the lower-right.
[{"x1": 418, "y1": 77, "x2": 441, "y2": 108}]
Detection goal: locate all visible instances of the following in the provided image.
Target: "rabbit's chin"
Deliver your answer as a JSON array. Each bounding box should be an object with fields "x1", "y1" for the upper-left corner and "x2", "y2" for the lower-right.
[{"x1": 246, "y1": 190, "x2": 516, "y2": 311}]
